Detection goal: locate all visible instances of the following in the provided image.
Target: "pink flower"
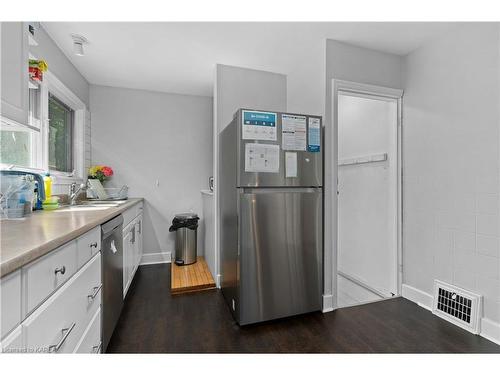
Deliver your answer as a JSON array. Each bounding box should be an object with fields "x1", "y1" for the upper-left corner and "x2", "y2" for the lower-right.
[{"x1": 102, "y1": 166, "x2": 113, "y2": 177}]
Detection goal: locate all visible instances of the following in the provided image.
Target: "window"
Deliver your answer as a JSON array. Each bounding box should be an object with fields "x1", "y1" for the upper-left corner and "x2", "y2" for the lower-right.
[
  {"x1": 48, "y1": 93, "x2": 74, "y2": 173},
  {"x1": 0, "y1": 88, "x2": 39, "y2": 168},
  {"x1": 0, "y1": 69, "x2": 86, "y2": 180},
  {"x1": 0, "y1": 127, "x2": 33, "y2": 167}
]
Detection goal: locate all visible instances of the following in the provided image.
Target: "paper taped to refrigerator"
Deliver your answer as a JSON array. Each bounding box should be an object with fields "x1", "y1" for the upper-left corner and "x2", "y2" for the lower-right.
[
  {"x1": 285, "y1": 152, "x2": 298, "y2": 178},
  {"x1": 282, "y1": 114, "x2": 307, "y2": 151},
  {"x1": 245, "y1": 143, "x2": 280, "y2": 173},
  {"x1": 308, "y1": 117, "x2": 321, "y2": 152},
  {"x1": 242, "y1": 110, "x2": 277, "y2": 141}
]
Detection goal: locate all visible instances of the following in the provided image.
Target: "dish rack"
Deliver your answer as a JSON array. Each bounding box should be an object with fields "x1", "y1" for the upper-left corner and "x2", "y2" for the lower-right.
[{"x1": 87, "y1": 184, "x2": 128, "y2": 200}]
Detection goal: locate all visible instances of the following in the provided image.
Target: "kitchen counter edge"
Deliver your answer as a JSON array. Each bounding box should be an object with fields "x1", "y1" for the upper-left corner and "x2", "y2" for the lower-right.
[{"x1": 0, "y1": 198, "x2": 144, "y2": 278}]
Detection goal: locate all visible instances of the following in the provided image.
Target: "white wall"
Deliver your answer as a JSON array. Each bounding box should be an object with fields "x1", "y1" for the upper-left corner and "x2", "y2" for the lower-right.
[
  {"x1": 90, "y1": 85, "x2": 213, "y2": 260},
  {"x1": 402, "y1": 23, "x2": 500, "y2": 339},
  {"x1": 214, "y1": 65, "x2": 287, "y2": 133},
  {"x1": 285, "y1": 37, "x2": 325, "y2": 117},
  {"x1": 32, "y1": 25, "x2": 89, "y2": 107},
  {"x1": 324, "y1": 40, "x2": 403, "y2": 308},
  {"x1": 213, "y1": 64, "x2": 287, "y2": 284}
]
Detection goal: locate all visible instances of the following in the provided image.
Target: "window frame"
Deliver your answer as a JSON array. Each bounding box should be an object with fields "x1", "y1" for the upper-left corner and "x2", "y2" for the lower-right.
[
  {"x1": 42, "y1": 71, "x2": 86, "y2": 183},
  {"x1": 1, "y1": 68, "x2": 87, "y2": 184}
]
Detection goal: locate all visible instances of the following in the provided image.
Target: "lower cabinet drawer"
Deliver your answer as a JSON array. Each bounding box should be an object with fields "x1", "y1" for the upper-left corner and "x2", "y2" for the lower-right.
[
  {"x1": 123, "y1": 206, "x2": 137, "y2": 229},
  {"x1": 77, "y1": 226, "x2": 101, "y2": 268},
  {"x1": 135, "y1": 202, "x2": 143, "y2": 217},
  {"x1": 1, "y1": 270, "x2": 21, "y2": 339},
  {"x1": 74, "y1": 307, "x2": 101, "y2": 353},
  {"x1": 23, "y1": 253, "x2": 101, "y2": 353},
  {"x1": 123, "y1": 201, "x2": 143, "y2": 229},
  {"x1": 0, "y1": 326, "x2": 22, "y2": 353},
  {"x1": 24, "y1": 240, "x2": 78, "y2": 315}
]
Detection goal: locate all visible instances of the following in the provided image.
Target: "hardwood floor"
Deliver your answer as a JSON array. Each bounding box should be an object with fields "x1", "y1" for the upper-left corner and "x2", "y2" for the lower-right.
[{"x1": 107, "y1": 264, "x2": 500, "y2": 353}]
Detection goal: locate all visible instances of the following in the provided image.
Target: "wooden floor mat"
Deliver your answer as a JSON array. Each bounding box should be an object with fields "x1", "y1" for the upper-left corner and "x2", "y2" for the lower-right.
[{"x1": 171, "y1": 257, "x2": 216, "y2": 294}]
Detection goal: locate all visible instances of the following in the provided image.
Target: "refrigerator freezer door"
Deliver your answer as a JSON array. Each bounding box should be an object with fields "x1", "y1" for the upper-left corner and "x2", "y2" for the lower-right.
[
  {"x1": 236, "y1": 110, "x2": 323, "y2": 188},
  {"x1": 238, "y1": 188, "x2": 323, "y2": 325}
]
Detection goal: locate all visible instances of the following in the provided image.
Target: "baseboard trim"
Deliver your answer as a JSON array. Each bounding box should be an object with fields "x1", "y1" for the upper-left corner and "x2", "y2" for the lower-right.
[
  {"x1": 140, "y1": 251, "x2": 171, "y2": 265},
  {"x1": 402, "y1": 283, "x2": 500, "y2": 345},
  {"x1": 322, "y1": 294, "x2": 334, "y2": 313},
  {"x1": 480, "y1": 318, "x2": 500, "y2": 345},
  {"x1": 215, "y1": 274, "x2": 222, "y2": 289},
  {"x1": 401, "y1": 284, "x2": 433, "y2": 311}
]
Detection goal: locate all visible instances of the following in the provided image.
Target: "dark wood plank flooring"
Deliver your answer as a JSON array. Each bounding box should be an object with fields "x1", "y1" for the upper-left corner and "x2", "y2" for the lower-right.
[{"x1": 107, "y1": 264, "x2": 500, "y2": 353}]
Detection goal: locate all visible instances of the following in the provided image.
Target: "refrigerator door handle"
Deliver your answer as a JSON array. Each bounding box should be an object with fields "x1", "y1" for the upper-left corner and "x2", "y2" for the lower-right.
[{"x1": 241, "y1": 187, "x2": 322, "y2": 194}]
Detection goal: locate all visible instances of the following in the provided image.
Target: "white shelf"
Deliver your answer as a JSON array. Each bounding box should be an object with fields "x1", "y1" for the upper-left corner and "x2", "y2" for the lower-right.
[
  {"x1": 28, "y1": 33, "x2": 38, "y2": 46},
  {"x1": 28, "y1": 79, "x2": 39, "y2": 90}
]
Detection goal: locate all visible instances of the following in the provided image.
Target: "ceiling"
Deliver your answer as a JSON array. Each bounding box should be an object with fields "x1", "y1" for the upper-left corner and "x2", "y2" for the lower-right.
[{"x1": 43, "y1": 22, "x2": 457, "y2": 97}]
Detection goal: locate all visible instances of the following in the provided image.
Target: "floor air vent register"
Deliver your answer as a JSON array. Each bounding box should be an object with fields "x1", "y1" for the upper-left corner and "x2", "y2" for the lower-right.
[{"x1": 433, "y1": 280, "x2": 482, "y2": 334}]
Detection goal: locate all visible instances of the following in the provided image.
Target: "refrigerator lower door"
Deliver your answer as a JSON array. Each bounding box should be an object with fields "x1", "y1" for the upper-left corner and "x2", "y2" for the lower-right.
[{"x1": 238, "y1": 187, "x2": 323, "y2": 325}]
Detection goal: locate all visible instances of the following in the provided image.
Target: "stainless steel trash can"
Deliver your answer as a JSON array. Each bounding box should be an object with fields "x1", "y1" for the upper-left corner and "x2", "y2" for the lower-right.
[{"x1": 169, "y1": 213, "x2": 199, "y2": 265}]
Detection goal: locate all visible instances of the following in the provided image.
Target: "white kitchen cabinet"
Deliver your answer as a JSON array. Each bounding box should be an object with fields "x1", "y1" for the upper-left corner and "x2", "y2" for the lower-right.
[
  {"x1": 0, "y1": 325, "x2": 23, "y2": 353},
  {"x1": 23, "y1": 253, "x2": 101, "y2": 354},
  {"x1": 0, "y1": 22, "x2": 29, "y2": 125},
  {"x1": 122, "y1": 205, "x2": 144, "y2": 298},
  {"x1": 74, "y1": 307, "x2": 101, "y2": 353},
  {"x1": 0, "y1": 270, "x2": 21, "y2": 339},
  {"x1": 123, "y1": 225, "x2": 134, "y2": 298},
  {"x1": 0, "y1": 226, "x2": 103, "y2": 354},
  {"x1": 135, "y1": 214, "x2": 143, "y2": 268}
]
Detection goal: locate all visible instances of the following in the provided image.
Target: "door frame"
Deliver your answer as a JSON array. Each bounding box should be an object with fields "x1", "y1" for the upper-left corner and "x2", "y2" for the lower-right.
[{"x1": 330, "y1": 79, "x2": 404, "y2": 309}]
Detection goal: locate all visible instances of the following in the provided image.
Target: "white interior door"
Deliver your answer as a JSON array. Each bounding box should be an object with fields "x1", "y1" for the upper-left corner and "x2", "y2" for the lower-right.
[{"x1": 337, "y1": 93, "x2": 398, "y2": 302}]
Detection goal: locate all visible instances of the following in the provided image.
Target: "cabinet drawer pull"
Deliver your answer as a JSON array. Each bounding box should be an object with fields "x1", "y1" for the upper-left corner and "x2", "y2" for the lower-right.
[
  {"x1": 54, "y1": 266, "x2": 66, "y2": 275},
  {"x1": 92, "y1": 342, "x2": 102, "y2": 354},
  {"x1": 89, "y1": 242, "x2": 98, "y2": 248},
  {"x1": 49, "y1": 322, "x2": 76, "y2": 353},
  {"x1": 88, "y1": 284, "x2": 102, "y2": 301}
]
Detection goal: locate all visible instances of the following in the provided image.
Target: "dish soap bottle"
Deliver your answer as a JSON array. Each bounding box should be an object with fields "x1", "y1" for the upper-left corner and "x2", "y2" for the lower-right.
[{"x1": 43, "y1": 172, "x2": 52, "y2": 202}]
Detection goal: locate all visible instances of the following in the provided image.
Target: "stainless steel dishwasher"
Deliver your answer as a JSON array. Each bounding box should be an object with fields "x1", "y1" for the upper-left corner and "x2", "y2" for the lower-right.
[{"x1": 101, "y1": 214, "x2": 124, "y2": 352}]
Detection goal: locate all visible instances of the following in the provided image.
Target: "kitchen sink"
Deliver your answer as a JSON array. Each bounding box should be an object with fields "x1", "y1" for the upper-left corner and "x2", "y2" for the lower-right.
[
  {"x1": 79, "y1": 200, "x2": 128, "y2": 206},
  {"x1": 56, "y1": 205, "x2": 111, "y2": 212},
  {"x1": 55, "y1": 199, "x2": 127, "y2": 212},
  {"x1": 56, "y1": 201, "x2": 126, "y2": 212}
]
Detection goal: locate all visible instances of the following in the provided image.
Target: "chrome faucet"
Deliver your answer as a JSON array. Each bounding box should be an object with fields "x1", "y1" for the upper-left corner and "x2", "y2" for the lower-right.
[{"x1": 69, "y1": 182, "x2": 87, "y2": 205}]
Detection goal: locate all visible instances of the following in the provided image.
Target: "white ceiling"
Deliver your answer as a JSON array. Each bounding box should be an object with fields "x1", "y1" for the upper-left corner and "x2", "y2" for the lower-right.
[{"x1": 43, "y1": 22, "x2": 456, "y2": 97}]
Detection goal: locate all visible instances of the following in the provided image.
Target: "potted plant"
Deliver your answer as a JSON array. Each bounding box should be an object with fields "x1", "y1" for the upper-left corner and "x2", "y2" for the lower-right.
[{"x1": 88, "y1": 165, "x2": 113, "y2": 183}]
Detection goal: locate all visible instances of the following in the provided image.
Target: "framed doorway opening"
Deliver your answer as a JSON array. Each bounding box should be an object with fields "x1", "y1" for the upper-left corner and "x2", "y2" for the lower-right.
[{"x1": 331, "y1": 80, "x2": 403, "y2": 309}]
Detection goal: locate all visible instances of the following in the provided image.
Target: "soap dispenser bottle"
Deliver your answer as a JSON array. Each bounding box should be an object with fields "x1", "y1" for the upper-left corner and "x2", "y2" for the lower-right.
[{"x1": 43, "y1": 172, "x2": 52, "y2": 202}]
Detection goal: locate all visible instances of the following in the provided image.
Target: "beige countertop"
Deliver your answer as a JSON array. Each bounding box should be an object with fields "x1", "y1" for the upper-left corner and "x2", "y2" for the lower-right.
[{"x1": 0, "y1": 198, "x2": 143, "y2": 277}]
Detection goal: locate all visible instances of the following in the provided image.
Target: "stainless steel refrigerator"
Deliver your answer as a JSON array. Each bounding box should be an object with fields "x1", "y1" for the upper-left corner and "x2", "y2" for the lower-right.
[{"x1": 220, "y1": 108, "x2": 323, "y2": 325}]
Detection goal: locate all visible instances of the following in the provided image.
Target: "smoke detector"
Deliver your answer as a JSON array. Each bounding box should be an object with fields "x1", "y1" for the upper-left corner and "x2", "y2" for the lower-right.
[{"x1": 71, "y1": 34, "x2": 88, "y2": 56}]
